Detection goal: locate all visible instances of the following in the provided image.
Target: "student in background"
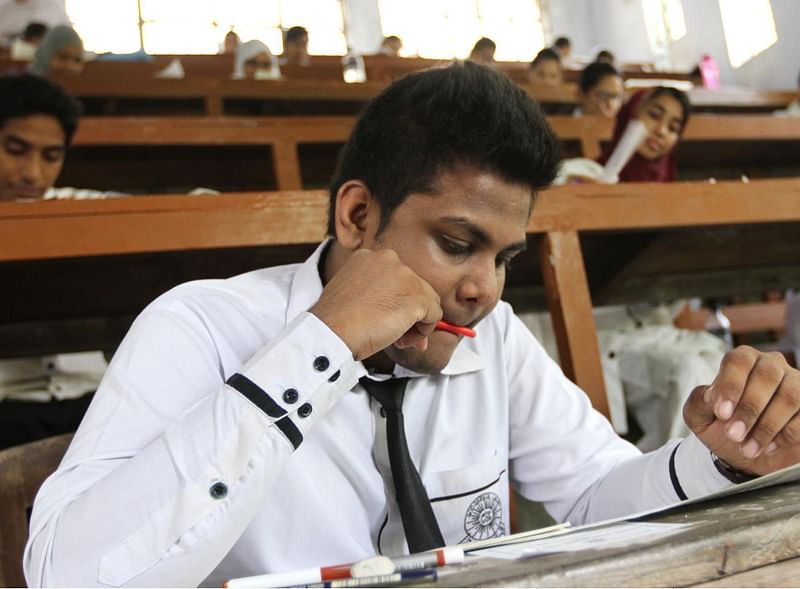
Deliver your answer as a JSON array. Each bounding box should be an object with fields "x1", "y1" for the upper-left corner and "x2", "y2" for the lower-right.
[
  {"x1": 232, "y1": 40, "x2": 280, "y2": 80},
  {"x1": 597, "y1": 87, "x2": 690, "y2": 182},
  {"x1": 10, "y1": 21, "x2": 47, "y2": 61},
  {"x1": 221, "y1": 29, "x2": 240, "y2": 55},
  {"x1": 468, "y1": 37, "x2": 496, "y2": 66},
  {"x1": 0, "y1": 0, "x2": 69, "y2": 48},
  {"x1": 0, "y1": 73, "x2": 105, "y2": 450},
  {"x1": 576, "y1": 61, "x2": 624, "y2": 119},
  {"x1": 280, "y1": 25, "x2": 310, "y2": 67},
  {"x1": 28, "y1": 25, "x2": 84, "y2": 76},
  {"x1": 528, "y1": 47, "x2": 562, "y2": 86},
  {"x1": 553, "y1": 36, "x2": 571, "y2": 60},
  {"x1": 595, "y1": 49, "x2": 615, "y2": 65},
  {"x1": 379, "y1": 35, "x2": 402, "y2": 57}
]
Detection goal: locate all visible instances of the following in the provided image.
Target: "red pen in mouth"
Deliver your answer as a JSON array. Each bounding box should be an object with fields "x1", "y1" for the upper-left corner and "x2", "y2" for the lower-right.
[{"x1": 435, "y1": 320, "x2": 476, "y2": 338}]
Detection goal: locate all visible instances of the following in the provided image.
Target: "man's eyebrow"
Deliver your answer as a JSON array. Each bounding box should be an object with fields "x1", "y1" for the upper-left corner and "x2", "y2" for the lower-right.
[
  {"x1": 438, "y1": 216, "x2": 527, "y2": 252},
  {"x1": 4, "y1": 133, "x2": 64, "y2": 151}
]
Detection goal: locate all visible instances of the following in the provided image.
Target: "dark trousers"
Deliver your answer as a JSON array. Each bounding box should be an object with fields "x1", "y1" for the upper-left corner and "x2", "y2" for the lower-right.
[{"x1": 0, "y1": 394, "x2": 93, "y2": 450}]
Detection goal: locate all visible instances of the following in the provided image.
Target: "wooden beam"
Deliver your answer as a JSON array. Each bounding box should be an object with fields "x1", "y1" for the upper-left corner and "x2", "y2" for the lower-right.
[{"x1": 537, "y1": 231, "x2": 609, "y2": 418}]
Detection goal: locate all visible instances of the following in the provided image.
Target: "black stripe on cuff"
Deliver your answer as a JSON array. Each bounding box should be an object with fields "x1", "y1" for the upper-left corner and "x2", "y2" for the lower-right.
[
  {"x1": 226, "y1": 373, "x2": 286, "y2": 419},
  {"x1": 669, "y1": 443, "x2": 688, "y2": 501},
  {"x1": 275, "y1": 416, "x2": 303, "y2": 450}
]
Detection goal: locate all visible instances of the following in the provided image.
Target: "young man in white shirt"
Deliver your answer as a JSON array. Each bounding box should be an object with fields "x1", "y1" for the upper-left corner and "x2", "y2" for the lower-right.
[
  {"x1": 0, "y1": 73, "x2": 107, "y2": 449},
  {"x1": 26, "y1": 61, "x2": 800, "y2": 587}
]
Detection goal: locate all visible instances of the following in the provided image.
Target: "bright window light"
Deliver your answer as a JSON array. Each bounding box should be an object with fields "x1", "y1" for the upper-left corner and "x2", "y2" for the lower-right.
[
  {"x1": 65, "y1": 0, "x2": 346, "y2": 55},
  {"x1": 378, "y1": 0, "x2": 544, "y2": 61},
  {"x1": 663, "y1": 0, "x2": 686, "y2": 41},
  {"x1": 719, "y1": 0, "x2": 777, "y2": 68}
]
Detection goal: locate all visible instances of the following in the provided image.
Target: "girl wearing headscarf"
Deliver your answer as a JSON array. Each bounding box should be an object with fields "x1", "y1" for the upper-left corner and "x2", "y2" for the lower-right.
[
  {"x1": 597, "y1": 87, "x2": 691, "y2": 183},
  {"x1": 28, "y1": 25, "x2": 84, "y2": 76},
  {"x1": 232, "y1": 40, "x2": 280, "y2": 80}
]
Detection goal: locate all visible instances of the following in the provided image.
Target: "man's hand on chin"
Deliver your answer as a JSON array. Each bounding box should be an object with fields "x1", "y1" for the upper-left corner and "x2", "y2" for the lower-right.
[{"x1": 684, "y1": 346, "x2": 800, "y2": 477}]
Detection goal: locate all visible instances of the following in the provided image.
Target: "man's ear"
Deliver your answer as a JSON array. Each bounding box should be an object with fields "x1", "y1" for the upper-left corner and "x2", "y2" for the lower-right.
[{"x1": 333, "y1": 180, "x2": 377, "y2": 250}]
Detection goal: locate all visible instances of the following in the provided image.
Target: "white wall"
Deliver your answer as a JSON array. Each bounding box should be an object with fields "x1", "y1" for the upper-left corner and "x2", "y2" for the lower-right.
[{"x1": 345, "y1": 0, "x2": 799, "y2": 89}]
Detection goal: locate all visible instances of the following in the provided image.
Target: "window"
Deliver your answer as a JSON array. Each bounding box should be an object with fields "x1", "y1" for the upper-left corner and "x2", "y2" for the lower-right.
[
  {"x1": 65, "y1": 0, "x2": 346, "y2": 55},
  {"x1": 718, "y1": 0, "x2": 777, "y2": 68},
  {"x1": 378, "y1": 0, "x2": 545, "y2": 62},
  {"x1": 642, "y1": 0, "x2": 686, "y2": 57}
]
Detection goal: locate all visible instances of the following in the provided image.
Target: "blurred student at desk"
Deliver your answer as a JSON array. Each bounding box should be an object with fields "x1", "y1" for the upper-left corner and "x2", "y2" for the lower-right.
[
  {"x1": 25, "y1": 62, "x2": 800, "y2": 588},
  {"x1": 0, "y1": 73, "x2": 106, "y2": 449}
]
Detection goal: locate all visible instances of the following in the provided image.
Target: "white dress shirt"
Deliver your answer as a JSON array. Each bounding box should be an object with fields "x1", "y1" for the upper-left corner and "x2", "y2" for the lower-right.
[{"x1": 25, "y1": 241, "x2": 734, "y2": 587}]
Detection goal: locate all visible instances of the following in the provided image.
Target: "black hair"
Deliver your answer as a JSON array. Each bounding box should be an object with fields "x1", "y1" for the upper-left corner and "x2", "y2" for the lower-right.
[
  {"x1": 327, "y1": 61, "x2": 559, "y2": 235},
  {"x1": 0, "y1": 74, "x2": 82, "y2": 145},
  {"x1": 382, "y1": 35, "x2": 401, "y2": 44},
  {"x1": 285, "y1": 26, "x2": 308, "y2": 44},
  {"x1": 531, "y1": 47, "x2": 560, "y2": 68},
  {"x1": 22, "y1": 22, "x2": 48, "y2": 42},
  {"x1": 646, "y1": 86, "x2": 692, "y2": 132},
  {"x1": 578, "y1": 61, "x2": 621, "y2": 93},
  {"x1": 554, "y1": 37, "x2": 571, "y2": 49},
  {"x1": 595, "y1": 49, "x2": 615, "y2": 64},
  {"x1": 471, "y1": 37, "x2": 496, "y2": 53}
]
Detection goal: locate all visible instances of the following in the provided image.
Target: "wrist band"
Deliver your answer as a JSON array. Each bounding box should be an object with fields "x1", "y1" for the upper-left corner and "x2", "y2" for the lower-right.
[{"x1": 711, "y1": 451, "x2": 759, "y2": 484}]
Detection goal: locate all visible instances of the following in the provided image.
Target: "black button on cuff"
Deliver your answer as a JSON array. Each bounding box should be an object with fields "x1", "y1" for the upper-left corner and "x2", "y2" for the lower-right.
[
  {"x1": 209, "y1": 481, "x2": 228, "y2": 500},
  {"x1": 313, "y1": 356, "x2": 330, "y2": 371},
  {"x1": 328, "y1": 370, "x2": 341, "y2": 382},
  {"x1": 282, "y1": 388, "x2": 299, "y2": 404},
  {"x1": 298, "y1": 403, "x2": 313, "y2": 418}
]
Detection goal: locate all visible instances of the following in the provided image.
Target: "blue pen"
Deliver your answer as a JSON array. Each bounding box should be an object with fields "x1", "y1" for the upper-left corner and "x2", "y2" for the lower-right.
[{"x1": 324, "y1": 568, "x2": 438, "y2": 587}]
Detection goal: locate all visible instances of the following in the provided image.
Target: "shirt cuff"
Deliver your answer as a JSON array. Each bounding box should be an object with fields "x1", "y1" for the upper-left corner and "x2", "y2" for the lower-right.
[
  {"x1": 672, "y1": 433, "x2": 735, "y2": 499},
  {"x1": 226, "y1": 311, "x2": 359, "y2": 449}
]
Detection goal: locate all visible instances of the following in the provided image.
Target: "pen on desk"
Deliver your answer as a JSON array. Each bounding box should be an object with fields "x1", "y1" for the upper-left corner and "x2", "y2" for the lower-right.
[
  {"x1": 324, "y1": 568, "x2": 438, "y2": 588},
  {"x1": 225, "y1": 547, "x2": 463, "y2": 588},
  {"x1": 435, "y1": 320, "x2": 476, "y2": 338},
  {"x1": 224, "y1": 564, "x2": 352, "y2": 588}
]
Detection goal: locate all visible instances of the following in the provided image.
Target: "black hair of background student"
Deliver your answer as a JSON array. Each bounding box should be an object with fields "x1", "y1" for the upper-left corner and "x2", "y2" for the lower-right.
[
  {"x1": 578, "y1": 61, "x2": 620, "y2": 94},
  {"x1": 471, "y1": 36, "x2": 496, "y2": 53},
  {"x1": 554, "y1": 37, "x2": 571, "y2": 51},
  {"x1": 531, "y1": 47, "x2": 560, "y2": 68},
  {"x1": 328, "y1": 61, "x2": 559, "y2": 234},
  {"x1": 22, "y1": 22, "x2": 48, "y2": 43},
  {"x1": 595, "y1": 49, "x2": 615, "y2": 64},
  {"x1": 284, "y1": 26, "x2": 308, "y2": 44},
  {"x1": 0, "y1": 74, "x2": 82, "y2": 145}
]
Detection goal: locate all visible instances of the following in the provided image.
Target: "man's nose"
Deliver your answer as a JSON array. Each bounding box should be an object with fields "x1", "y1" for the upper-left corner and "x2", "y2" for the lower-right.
[
  {"x1": 457, "y1": 258, "x2": 500, "y2": 305},
  {"x1": 20, "y1": 153, "x2": 44, "y2": 185}
]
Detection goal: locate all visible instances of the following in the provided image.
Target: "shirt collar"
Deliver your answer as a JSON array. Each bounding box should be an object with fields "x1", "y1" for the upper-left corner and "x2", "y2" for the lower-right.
[{"x1": 286, "y1": 240, "x2": 485, "y2": 378}]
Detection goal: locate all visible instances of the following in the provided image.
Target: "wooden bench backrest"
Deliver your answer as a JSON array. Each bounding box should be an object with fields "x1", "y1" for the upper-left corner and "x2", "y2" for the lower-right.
[
  {"x1": 0, "y1": 434, "x2": 73, "y2": 588},
  {"x1": 2, "y1": 179, "x2": 799, "y2": 416}
]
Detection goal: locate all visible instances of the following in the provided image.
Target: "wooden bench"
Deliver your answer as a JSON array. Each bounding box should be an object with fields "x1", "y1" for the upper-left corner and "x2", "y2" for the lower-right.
[
  {"x1": 63, "y1": 113, "x2": 800, "y2": 194},
  {"x1": 3, "y1": 178, "x2": 799, "y2": 417},
  {"x1": 51, "y1": 71, "x2": 796, "y2": 117}
]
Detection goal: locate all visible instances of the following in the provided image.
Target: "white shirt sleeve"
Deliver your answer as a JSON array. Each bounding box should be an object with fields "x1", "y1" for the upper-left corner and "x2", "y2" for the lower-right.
[
  {"x1": 24, "y1": 304, "x2": 358, "y2": 588},
  {"x1": 504, "y1": 311, "x2": 733, "y2": 525}
]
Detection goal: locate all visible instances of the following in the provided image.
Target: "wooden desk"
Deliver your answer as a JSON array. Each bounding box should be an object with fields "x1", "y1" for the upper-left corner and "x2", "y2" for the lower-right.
[
  {"x1": 63, "y1": 113, "x2": 800, "y2": 195},
  {"x1": 3, "y1": 179, "x2": 799, "y2": 417},
  {"x1": 424, "y1": 482, "x2": 800, "y2": 587}
]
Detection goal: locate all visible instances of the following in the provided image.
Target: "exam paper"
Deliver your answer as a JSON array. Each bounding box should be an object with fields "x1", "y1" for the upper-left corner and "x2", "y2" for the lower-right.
[{"x1": 476, "y1": 522, "x2": 694, "y2": 560}]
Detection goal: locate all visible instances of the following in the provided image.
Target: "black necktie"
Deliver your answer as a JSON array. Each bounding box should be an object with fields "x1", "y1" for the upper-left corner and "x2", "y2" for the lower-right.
[{"x1": 360, "y1": 377, "x2": 445, "y2": 553}]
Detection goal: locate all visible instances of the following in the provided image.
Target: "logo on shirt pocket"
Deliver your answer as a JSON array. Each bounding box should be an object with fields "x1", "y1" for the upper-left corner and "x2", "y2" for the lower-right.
[{"x1": 460, "y1": 491, "x2": 505, "y2": 542}]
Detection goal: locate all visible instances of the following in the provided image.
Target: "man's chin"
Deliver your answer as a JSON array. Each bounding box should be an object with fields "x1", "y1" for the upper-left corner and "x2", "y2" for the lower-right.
[{"x1": 385, "y1": 341, "x2": 456, "y2": 375}]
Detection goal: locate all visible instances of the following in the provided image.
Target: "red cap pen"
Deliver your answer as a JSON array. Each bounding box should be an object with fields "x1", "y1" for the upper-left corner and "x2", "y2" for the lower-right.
[{"x1": 435, "y1": 320, "x2": 476, "y2": 338}]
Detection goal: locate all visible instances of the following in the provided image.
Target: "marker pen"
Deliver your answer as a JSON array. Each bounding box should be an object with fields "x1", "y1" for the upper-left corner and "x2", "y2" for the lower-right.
[
  {"x1": 324, "y1": 568, "x2": 438, "y2": 588},
  {"x1": 225, "y1": 564, "x2": 351, "y2": 588},
  {"x1": 436, "y1": 320, "x2": 476, "y2": 338}
]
